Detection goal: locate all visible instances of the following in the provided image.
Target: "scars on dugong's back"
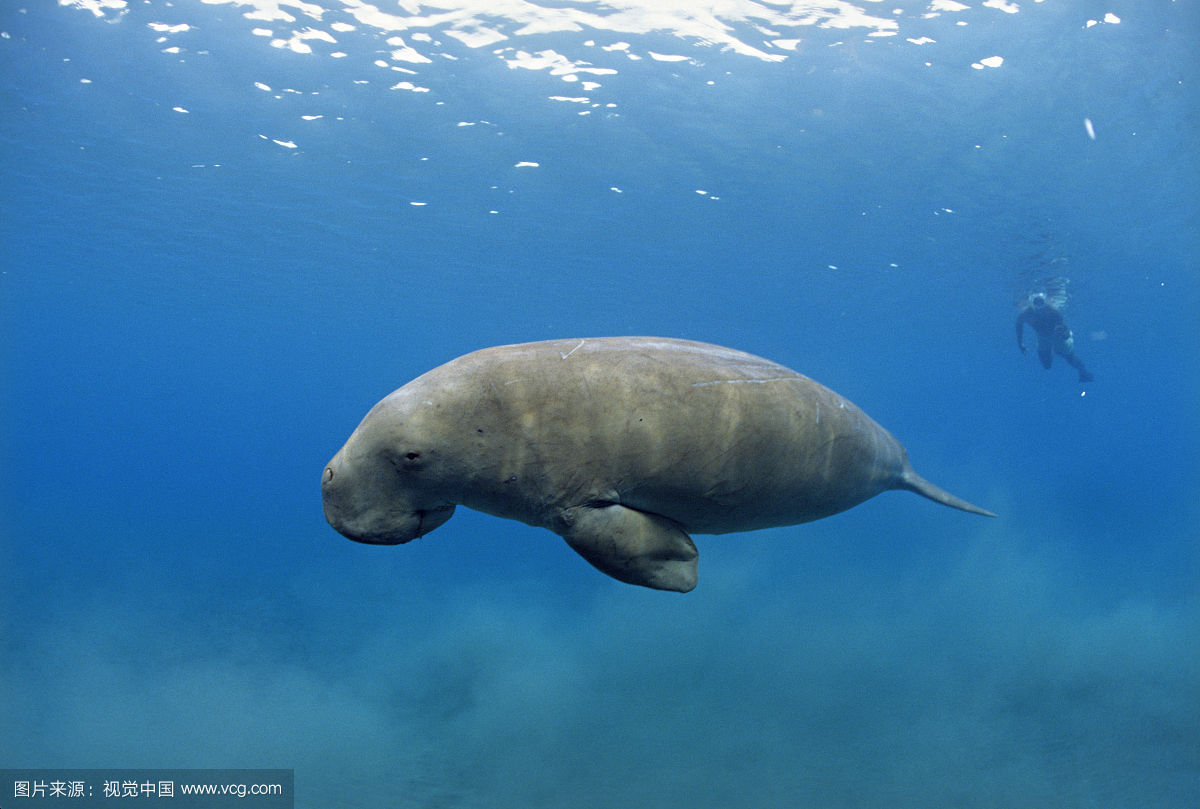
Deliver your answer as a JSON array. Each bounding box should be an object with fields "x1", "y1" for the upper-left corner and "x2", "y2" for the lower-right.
[{"x1": 322, "y1": 337, "x2": 995, "y2": 592}]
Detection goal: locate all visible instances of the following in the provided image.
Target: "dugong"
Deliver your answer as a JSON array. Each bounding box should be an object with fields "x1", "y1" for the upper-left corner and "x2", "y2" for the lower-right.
[{"x1": 322, "y1": 337, "x2": 994, "y2": 592}]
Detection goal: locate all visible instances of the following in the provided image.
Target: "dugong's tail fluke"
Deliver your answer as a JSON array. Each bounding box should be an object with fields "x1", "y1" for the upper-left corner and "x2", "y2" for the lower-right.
[{"x1": 895, "y1": 466, "x2": 997, "y2": 518}]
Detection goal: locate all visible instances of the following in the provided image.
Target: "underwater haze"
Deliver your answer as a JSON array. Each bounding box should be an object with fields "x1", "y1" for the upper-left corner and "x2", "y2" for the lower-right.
[{"x1": 2, "y1": 0, "x2": 1198, "y2": 806}]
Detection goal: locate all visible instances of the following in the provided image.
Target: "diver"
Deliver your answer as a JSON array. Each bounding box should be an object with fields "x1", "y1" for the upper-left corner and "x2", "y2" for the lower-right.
[{"x1": 1015, "y1": 281, "x2": 1093, "y2": 383}]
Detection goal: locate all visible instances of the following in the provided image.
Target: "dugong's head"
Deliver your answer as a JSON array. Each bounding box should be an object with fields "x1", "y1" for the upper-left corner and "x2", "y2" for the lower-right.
[{"x1": 322, "y1": 389, "x2": 457, "y2": 545}]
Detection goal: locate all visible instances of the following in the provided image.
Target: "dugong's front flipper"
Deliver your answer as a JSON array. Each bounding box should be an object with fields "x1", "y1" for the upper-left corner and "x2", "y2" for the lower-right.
[{"x1": 561, "y1": 504, "x2": 699, "y2": 592}]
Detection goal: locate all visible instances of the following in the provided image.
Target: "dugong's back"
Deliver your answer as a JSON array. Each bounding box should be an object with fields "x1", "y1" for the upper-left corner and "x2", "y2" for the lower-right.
[{"x1": 439, "y1": 337, "x2": 917, "y2": 533}]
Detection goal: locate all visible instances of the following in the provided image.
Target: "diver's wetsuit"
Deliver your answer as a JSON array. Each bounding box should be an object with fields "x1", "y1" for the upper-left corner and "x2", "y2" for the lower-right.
[{"x1": 1016, "y1": 297, "x2": 1093, "y2": 383}]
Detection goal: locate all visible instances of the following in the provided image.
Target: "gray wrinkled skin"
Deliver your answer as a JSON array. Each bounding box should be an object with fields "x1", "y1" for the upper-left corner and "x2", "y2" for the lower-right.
[{"x1": 322, "y1": 337, "x2": 994, "y2": 592}]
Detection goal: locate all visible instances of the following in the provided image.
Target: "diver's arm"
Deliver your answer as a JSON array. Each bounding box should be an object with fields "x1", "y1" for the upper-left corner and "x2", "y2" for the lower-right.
[{"x1": 1015, "y1": 311, "x2": 1028, "y2": 354}]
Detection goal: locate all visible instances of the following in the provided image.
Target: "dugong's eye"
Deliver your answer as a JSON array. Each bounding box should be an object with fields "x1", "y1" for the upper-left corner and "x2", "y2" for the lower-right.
[{"x1": 390, "y1": 450, "x2": 424, "y2": 471}]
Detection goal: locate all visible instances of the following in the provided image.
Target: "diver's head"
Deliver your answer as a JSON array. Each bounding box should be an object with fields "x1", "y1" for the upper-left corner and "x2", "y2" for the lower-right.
[{"x1": 1030, "y1": 292, "x2": 1046, "y2": 308}]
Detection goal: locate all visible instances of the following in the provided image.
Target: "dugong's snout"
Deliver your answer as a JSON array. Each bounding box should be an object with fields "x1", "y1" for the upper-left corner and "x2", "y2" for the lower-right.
[{"x1": 321, "y1": 454, "x2": 455, "y2": 545}]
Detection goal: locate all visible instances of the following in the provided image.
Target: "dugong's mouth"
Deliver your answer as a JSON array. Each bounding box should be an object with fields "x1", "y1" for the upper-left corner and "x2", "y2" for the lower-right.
[
  {"x1": 345, "y1": 528, "x2": 413, "y2": 546},
  {"x1": 414, "y1": 505, "x2": 456, "y2": 538},
  {"x1": 330, "y1": 505, "x2": 457, "y2": 546}
]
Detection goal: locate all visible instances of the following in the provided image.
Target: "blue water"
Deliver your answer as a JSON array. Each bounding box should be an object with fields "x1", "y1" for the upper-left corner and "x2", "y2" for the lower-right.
[{"x1": 2, "y1": 0, "x2": 1197, "y2": 805}]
